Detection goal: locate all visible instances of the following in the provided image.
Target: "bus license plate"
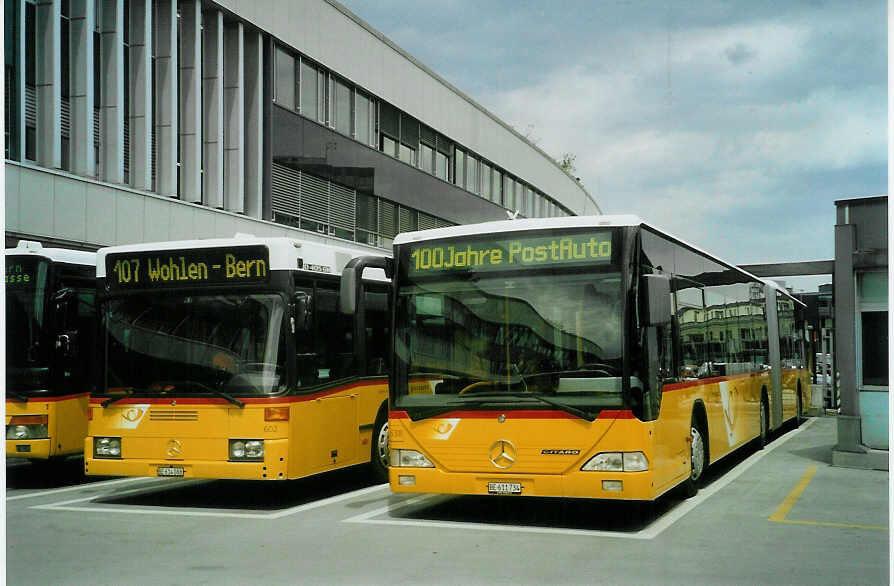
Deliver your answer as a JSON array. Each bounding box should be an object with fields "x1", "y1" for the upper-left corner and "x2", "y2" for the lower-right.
[
  {"x1": 157, "y1": 466, "x2": 185, "y2": 477},
  {"x1": 487, "y1": 482, "x2": 522, "y2": 495}
]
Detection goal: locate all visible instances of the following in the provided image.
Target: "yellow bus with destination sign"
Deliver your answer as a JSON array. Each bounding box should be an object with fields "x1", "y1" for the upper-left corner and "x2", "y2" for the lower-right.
[
  {"x1": 342, "y1": 216, "x2": 809, "y2": 501},
  {"x1": 85, "y1": 235, "x2": 392, "y2": 482},
  {"x1": 6, "y1": 241, "x2": 97, "y2": 467}
]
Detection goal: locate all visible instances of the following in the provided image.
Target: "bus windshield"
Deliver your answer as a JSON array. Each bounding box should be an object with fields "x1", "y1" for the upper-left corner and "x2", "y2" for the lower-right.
[
  {"x1": 394, "y1": 270, "x2": 625, "y2": 415},
  {"x1": 6, "y1": 257, "x2": 50, "y2": 392},
  {"x1": 100, "y1": 293, "x2": 287, "y2": 398}
]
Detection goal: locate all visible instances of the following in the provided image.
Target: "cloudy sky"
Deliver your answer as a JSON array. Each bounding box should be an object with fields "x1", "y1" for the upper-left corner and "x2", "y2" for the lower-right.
[{"x1": 338, "y1": 0, "x2": 887, "y2": 291}]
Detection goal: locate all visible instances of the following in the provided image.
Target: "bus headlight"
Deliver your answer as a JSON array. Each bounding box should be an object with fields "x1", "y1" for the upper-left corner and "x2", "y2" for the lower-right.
[
  {"x1": 94, "y1": 437, "x2": 122, "y2": 458},
  {"x1": 581, "y1": 451, "x2": 648, "y2": 472},
  {"x1": 390, "y1": 449, "x2": 434, "y2": 468},
  {"x1": 6, "y1": 415, "x2": 49, "y2": 440},
  {"x1": 229, "y1": 439, "x2": 264, "y2": 461}
]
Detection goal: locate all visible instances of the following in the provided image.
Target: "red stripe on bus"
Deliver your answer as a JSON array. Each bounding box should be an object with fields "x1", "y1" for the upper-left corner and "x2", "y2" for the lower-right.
[
  {"x1": 88, "y1": 380, "x2": 384, "y2": 406},
  {"x1": 391, "y1": 409, "x2": 635, "y2": 420},
  {"x1": 662, "y1": 371, "x2": 767, "y2": 393},
  {"x1": 390, "y1": 409, "x2": 580, "y2": 420}
]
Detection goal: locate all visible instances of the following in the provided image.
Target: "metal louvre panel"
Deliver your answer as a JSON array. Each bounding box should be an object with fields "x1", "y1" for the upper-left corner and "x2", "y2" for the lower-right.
[
  {"x1": 399, "y1": 206, "x2": 413, "y2": 232},
  {"x1": 149, "y1": 410, "x2": 199, "y2": 421},
  {"x1": 418, "y1": 212, "x2": 438, "y2": 230},
  {"x1": 151, "y1": 125, "x2": 156, "y2": 189},
  {"x1": 61, "y1": 97, "x2": 71, "y2": 137},
  {"x1": 300, "y1": 171, "x2": 329, "y2": 223},
  {"x1": 93, "y1": 108, "x2": 101, "y2": 146},
  {"x1": 379, "y1": 199, "x2": 396, "y2": 238},
  {"x1": 436, "y1": 218, "x2": 453, "y2": 228},
  {"x1": 329, "y1": 182, "x2": 355, "y2": 231},
  {"x1": 271, "y1": 163, "x2": 301, "y2": 218},
  {"x1": 25, "y1": 85, "x2": 36, "y2": 128},
  {"x1": 123, "y1": 117, "x2": 130, "y2": 180}
]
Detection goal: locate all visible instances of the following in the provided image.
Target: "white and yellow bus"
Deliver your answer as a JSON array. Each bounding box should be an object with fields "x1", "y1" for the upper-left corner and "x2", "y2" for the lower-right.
[
  {"x1": 85, "y1": 235, "x2": 391, "y2": 481},
  {"x1": 349, "y1": 215, "x2": 808, "y2": 501},
  {"x1": 6, "y1": 241, "x2": 97, "y2": 466}
]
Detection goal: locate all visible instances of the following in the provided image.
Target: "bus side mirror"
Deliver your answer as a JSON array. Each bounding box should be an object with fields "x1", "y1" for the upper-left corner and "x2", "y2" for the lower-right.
[
  {"x1": 642, "y1": 274, "x2": 671, "y2": 326},
  {"x1": 293, "y1": 292, "x2": 312, "y2": 332},
  {"x1": 339, "y1": 256, "x2": 393, "y2": 316}
]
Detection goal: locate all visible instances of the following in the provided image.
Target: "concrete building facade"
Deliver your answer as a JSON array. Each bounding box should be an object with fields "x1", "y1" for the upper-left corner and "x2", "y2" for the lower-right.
[{"x1": 5, "y1": 0, "x2": 599, "y2": 253}]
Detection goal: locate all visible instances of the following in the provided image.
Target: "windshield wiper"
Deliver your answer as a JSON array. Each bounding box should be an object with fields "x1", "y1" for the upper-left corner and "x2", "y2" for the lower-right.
[
  {"x1": 6, "y1": 391, "x2": 29, "y2": 403},
  {"x1": 459, "y1": 392, "x2": 597, "y2": 422},
  {"x1": 152, "y1": 381, "x2": 246, "y2": 408},
  {"x1": 101, "y1": 393, "x2": 133, "y2": 408}
]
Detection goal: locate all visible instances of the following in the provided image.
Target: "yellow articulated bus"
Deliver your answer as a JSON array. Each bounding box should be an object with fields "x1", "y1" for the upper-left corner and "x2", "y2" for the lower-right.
[
  {"x1": 345, "y1": 215, "x2": 809, "y2": 501},
  {"x1": 85, "y1": 235, "x2": 392, "y2": 482},
  {"x1": 6, "y1": 241, "x2": 97, "y2": 466}
]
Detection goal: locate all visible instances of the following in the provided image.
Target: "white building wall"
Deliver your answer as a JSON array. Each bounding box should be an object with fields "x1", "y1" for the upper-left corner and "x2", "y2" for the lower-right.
[
  {"x1": 5, "y1": 162, "x2": 386, "y2": 253},
  {"x1": 216, "y1": 0, "x2": 599, "y2": 215}
]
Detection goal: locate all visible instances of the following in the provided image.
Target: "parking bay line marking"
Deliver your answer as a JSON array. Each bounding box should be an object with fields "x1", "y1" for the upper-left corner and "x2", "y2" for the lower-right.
[
  {"x1": 7, "y1": 476, "x2": 149, "y2": 501},
  {"x1": 32, "y1": 482, "x2": 390, "y2": 520},
  {"x1": 769, "y1": 464, "x2": 887, "y2": 531},
  {"x1": 344, "y1": 418, "x2": 816, "y2": 540}
]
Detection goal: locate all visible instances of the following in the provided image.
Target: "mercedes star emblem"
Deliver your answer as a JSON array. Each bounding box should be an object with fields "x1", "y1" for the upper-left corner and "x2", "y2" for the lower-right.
[{"x1": 489, "y1": 440, "x2": 517, "y2": 469}]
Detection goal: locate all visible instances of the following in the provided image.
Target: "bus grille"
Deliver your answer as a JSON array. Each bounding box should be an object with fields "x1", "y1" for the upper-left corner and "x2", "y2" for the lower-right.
[{"x1": 149, "y1": 410, "x2": 199, "y2": 421}]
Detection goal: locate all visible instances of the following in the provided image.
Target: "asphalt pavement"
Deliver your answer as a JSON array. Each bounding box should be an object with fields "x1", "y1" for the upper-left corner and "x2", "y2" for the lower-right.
[{"x1": 5, "y1": 414, "x2": 889, "y2": 585}]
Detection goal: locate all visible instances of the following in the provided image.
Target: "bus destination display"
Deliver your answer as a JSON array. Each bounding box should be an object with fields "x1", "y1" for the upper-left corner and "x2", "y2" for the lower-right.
[
  {"x1": 407, "y1": 232, "x2": 614, "y2": 276},
  {"x1": 6, "y1": 257, "x2": 42, "y2": 287},
  {"x1": 106, "y1": 245, "x2": 270, "y2": 289}
]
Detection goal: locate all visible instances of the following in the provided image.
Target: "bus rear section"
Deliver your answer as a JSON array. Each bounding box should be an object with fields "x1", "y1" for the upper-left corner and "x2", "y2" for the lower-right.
[
  {"x1": 86, "y1": 236, "x2": 391, "y2": 481},
  {"x1": 384, "y1": 217, "x2": 810, "y2": 501},
  {"x1": 6, "y1": 241, "x2": 96, "y2": 464}
]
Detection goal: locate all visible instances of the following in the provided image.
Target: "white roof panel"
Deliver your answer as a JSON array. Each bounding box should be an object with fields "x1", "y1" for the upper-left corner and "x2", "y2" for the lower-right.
[{"x1": 5, "y1": 240, "x2": 96, "y2": 266}]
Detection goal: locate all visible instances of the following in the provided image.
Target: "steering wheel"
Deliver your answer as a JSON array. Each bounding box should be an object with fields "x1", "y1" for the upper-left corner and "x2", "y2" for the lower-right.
[{"x1": 458, "y1": 381, "x2": 494, "y2": 395}]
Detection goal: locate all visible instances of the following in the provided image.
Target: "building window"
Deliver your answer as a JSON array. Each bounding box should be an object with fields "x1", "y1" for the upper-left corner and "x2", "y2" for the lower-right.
[
  {"x1": 333, "y1": 77, "x2": 351, "y2": 136},
  {"x1": 399, "y1": 142, "x2": 416, "y2": 166},
  {"x1": 481, "y1": 163, "x2": 491, "y2": 200},
  {"x1": 355, "y1": 91, "x2": 371, "y2": 146},
  {"x1": 861, "y1": 311, "x2": 888, "y2": 386},
  {"x1": 491, "y1": 170, "x2": 502, "y2": 205},
  {"x1": 381, "y1": 135, "x2": 397, "y2": 158},
  {"x1": 466, "y1": 155, "x2": 478, "y2": 195},
  {"x1": 299, "y1": 59, "x2": 318, "y2": 120},
  {"x1": 420, "y1": 142, "x2": 434, "y2": 174},
  {"x1": 274, "y1": 46, "x2": 295, "y2": 110},
  {"x1": 435, "y1": 151, "x2": 448, "y2": 181},
  {"x1": 454, "y1": 148, "x2": 464, "y2": 189}
]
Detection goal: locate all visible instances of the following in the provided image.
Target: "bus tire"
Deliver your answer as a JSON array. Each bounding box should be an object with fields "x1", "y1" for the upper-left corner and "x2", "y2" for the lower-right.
[
  {"x1": 683, "y1": 414, "x2": 706, "y2": 498},
  {"x1": 370, "y1": 409, "x2": 389, "y2": 483},
  {"x1": 759, "y1": 394, "x2": 770, "y2": 449}
]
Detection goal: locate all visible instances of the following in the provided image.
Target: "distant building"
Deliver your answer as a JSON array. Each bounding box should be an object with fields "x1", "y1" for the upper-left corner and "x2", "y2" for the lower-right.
[
  {"x1": 5, "y1": 0, "x2": 599, "y2": 252},
  {"x1": 832, "y1": 195, "x2": 887, "y2": 470}
]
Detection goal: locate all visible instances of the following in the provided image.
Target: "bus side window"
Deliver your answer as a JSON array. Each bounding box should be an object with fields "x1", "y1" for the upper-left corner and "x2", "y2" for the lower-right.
[
  {"x1": 314, "y1": 284, "x2": 354, "y2": 381},
  {"x1": 364, "y1": 288, "x2": 390, "y2": 375}
]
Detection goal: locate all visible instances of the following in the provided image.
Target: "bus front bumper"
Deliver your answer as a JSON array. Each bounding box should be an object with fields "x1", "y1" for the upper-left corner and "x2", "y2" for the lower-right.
[
  {"x1": 389, "y1": 466, "x2": 659, "y2": 501},
  {"x1": 6, "y1": 439, "x2": 53, "y2": 459},
  {"x1": 84, "y1": 438, "x2": 289, "y2": 480}
]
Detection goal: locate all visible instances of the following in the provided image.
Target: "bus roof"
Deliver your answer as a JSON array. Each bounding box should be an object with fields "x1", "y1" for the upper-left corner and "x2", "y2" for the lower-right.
[
  {"x1": 96, "y1": 234, "x2": 390, "y2": 281},
  {"x1": 393, "y1": 215, "x2": 804, "y2": 306},
  {"x1": 5, "y1": 240, "x2": 96, "y2": 266}
]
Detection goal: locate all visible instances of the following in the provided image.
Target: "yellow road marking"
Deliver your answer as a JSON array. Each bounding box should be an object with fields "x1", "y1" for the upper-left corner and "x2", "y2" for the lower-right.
[
  {"x1": 769, "y1": 465, "x2": 888, "y2": 531},
  {"x1": 769, "y1": 465, "x2": 817, "y2": 522}
]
